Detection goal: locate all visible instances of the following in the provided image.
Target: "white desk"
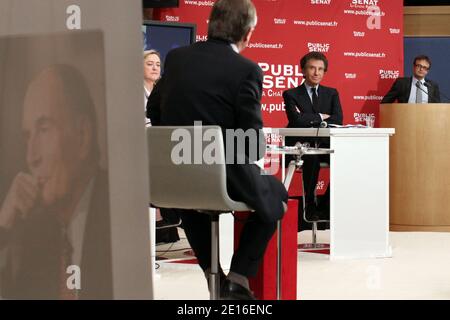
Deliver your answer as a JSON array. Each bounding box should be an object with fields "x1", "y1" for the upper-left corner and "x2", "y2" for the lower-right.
[{"x1": 265, "y1": 127, "x2": 395, "y2": 260}]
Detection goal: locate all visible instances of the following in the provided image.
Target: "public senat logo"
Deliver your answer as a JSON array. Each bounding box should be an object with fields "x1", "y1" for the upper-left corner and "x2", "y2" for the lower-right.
[
  {"x1": 316, "y1": 180, "x2": 326, "y2": 191},
  {"x1": 345, "y1": 73, "x2": 357, "y2": 79},
  {"x1": 274, "y1": 18, "x2": 287, "y2": 25},
  {"x1": 307, "y1": 42, "x2": 330, "y2": 53},
  {"x1": 379, "y1": 69, "x2": 399, "y2": 79},
  {"x1": 311, "y1": 0, "x2": 332, "y2": 4},
  {"x1": 165, "y1": 15, "x2": 180, "y2": 22},
  {"x1": 351, "y1": 0, "x2": 379, "y2": 6},
  {"x1": 196, "y1": 34, "x2": 208, "y2": 42},
  {"x1": 354, "y1": 112, "x2": 375, "y2": 122},
  {"x1": 258, "y1": 62, "x2": 303, "y2": 90}
]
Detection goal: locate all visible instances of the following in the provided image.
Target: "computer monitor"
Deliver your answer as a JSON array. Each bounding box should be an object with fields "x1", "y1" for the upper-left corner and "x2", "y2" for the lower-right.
[
  {"x1": 143, "y1": 0, "x2": 179, "y2": 8},
  {"x1": 142, "y1": 20, "x2": 197, "y2": 66}
]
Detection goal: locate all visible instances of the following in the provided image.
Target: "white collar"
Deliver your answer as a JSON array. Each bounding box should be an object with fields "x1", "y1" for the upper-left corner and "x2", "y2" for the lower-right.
[
  {"x1": 230, "y1": 43, "x2": 239, "y2": 53},
  {"x1": 304, "y1": 82, "x2": 319, "y2": 92},
  {"x1": 413, "y1": 77, "x2": 425, "y2": 86},
  {"x1": 144, "y1": 86, "x2": 151, "y2": 98}
]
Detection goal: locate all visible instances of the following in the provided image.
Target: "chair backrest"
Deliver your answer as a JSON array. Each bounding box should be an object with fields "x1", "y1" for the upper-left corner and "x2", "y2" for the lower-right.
[{"x1": 147, "y1": 126, "x2": 250, "y2": 212}]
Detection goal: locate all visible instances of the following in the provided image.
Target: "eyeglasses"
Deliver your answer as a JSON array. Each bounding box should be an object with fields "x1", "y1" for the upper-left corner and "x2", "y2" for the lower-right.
[{"x1": 415, "y1": 64, "x2": 430, "y2": 71}]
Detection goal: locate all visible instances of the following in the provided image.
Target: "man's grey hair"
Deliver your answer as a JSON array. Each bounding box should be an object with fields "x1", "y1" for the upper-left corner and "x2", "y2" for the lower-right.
[{"x1": 207, "y1": 0, "x2": 257, "y2": 44}]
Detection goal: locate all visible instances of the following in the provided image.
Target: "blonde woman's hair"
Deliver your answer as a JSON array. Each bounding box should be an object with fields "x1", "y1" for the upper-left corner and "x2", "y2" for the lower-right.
[
  {"x1": 144, "y1": 49, "x2": 161, "y2": 60},
  {"x1": 143, "y1": 49, "x2": 162, "y2": 86}
]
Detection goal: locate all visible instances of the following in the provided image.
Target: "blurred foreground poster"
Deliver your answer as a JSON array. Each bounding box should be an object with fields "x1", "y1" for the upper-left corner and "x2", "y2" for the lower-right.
[{"x1": 0, "y1": 0, "x2": 152, "y2": 299}]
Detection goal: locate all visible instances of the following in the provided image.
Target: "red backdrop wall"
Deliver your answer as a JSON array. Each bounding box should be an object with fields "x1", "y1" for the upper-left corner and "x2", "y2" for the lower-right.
[
  {"x1": 155, "y1": 0, "x2": 403, "y2": 196},
  {"x1": 155, "y1": 0, "x2": 404, "y2": 128}
]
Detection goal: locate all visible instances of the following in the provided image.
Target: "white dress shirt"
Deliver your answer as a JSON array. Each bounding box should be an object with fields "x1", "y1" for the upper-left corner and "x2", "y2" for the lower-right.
[
  {"x1": 304, "y1": 82, "x2": 323, "y2": 120},
  {"x1": 230, "y1": 43, "x2": 239, "y2": 53},
  {"x1": 144, "y1": 86, "x2": 151, "y2": 110}
]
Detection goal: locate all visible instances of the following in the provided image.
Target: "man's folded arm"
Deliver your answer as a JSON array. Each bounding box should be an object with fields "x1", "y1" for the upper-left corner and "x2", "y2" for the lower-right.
[
  {"x1": 326, "y1": 90, "x2": 343, "y2": 125},
  {"x1": 283, "y1": 91, "x2": 321, "y2": 127}
]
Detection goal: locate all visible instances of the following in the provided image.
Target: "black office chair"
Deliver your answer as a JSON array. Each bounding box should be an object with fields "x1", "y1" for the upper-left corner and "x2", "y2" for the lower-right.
[
  {"x1": 282, "y1": 143, "x2": 333, "y2": 250},
  {"x1": 298, "y1": 162, "x2": 330, "y2": 250}
]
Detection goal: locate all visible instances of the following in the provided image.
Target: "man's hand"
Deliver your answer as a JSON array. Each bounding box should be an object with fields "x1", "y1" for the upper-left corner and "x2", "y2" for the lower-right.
[
  {"x1": 40, "y1": 161, "x2": 70, "y2": 206},
  {"x1": 0, "y1": 173, "x2": 39, "y2": 229},
  {"x1": 320, "y1": 113, "x2": 330, "y2": 120}
]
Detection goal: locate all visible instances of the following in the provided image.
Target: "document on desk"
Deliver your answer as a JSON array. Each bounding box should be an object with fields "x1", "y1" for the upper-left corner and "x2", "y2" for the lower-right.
[{"x1": 328, "y1": 124, "x2": 367, "y2": 128}]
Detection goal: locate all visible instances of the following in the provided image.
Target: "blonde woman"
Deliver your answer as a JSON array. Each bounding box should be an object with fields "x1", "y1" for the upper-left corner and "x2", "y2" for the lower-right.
[
  {"x1": 144, "y1": 50, "x2": 161, "y2": 110},
  {"x1": 144, "y1": 50, "x2": 180, "y2": 243}
]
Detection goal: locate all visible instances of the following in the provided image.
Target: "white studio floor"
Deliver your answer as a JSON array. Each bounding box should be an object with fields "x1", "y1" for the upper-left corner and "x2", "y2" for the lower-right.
[{"x1": 153, "y1": 229, "x2": 450, "y2": 300}]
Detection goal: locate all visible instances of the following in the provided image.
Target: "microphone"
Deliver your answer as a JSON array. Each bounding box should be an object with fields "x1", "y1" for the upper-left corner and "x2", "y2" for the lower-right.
[
  {"x1": 415, "y1": 81, "x2": 428, "y2": 99},
  {"x1": 314, "y1": 121, "x2": 327, "y2": 148},
  {"x1": 309, "y1": 119, "x2": 328, "y2": 128},
  {"x1": 423, "y1": 81, "x2": 450, "y2": 103},
  {"x1": 415, "y1": 81, "x2": 434, "y2": 103}
]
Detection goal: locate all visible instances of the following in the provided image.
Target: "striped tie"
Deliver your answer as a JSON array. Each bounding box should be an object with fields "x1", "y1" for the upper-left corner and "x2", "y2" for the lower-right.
[{"x1": 415, "y1": 81, "x2": 424, "y2": 104}]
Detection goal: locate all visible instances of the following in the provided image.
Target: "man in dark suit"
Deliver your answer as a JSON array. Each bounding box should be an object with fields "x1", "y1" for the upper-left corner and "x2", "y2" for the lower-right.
[
  {"x1": 147, "y1": 0, "x2": 288, "y2": 300},
  {"x1": 0, "y1": 65, "x2": 112, "y2": 299},
  {"x1": 283, "y1": 52, "x2": 343, "y2": 221},
  {"x1": 381, "y1": 55, "x2": 441, "y2": 104}
]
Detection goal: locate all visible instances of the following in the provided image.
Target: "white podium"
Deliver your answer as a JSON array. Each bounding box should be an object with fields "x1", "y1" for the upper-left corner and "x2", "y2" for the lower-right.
[{"x1": 266, "y1": 127, "x2": 395, "y2": 260}]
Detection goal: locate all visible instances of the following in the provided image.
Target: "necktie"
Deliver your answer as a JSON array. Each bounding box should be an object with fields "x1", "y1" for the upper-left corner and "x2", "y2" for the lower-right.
[
  {"x1": 60, "y1": 227, "x2": 77, "y2": 300},
  {"x1": 415, "y1": 81, "x2": 423, "y2": 104},
  {"x1": 311, "y1": 87, "x2": 319, "y2": 113}
]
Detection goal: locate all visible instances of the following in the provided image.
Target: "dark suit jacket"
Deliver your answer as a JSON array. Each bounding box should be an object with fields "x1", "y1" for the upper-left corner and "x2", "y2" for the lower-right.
[
  {"x1": 147, "y1": 38, "x2": 288, "y2": 223},
  {"x1": 381, "y1": 77, "x2": 441, "y2": 103},
  {"x1": 283, "y1": 83, "x2": 343, "y2": 128},
  {"x1": 0, "y1": 171, "x2": 112, "y2": 299},
  {"x1": 283, "y1": 83, "x2": 343, "y2": 148}
]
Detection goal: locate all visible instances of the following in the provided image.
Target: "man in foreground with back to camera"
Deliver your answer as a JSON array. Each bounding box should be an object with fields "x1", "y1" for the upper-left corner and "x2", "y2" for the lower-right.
[
  {"x1": 381, "y1": 54, "x2": 441, "y2": 104},
  {"x1": 147, "y1": 0, "x2": 288, "y2": 300},
  {"x1": 283, "y1": 52, "x2": 343, "y2": 223}
]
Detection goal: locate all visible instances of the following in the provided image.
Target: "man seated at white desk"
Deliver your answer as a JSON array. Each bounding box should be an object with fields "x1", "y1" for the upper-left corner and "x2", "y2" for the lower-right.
[{"x1": 283, "y1": 52, "x2": 343, "y2": 221}]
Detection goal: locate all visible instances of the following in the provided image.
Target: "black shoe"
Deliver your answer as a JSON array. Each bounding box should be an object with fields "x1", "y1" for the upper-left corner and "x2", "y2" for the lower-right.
[
  {"x1": 220, "y1": 280, "x2": 256, "y2": 300},
  {"x1": 207, "y1": 270, "x2": 226, "y2": 293},
  {"x1": 156, "y1": 220, "x2": 180, "y2": 244}
]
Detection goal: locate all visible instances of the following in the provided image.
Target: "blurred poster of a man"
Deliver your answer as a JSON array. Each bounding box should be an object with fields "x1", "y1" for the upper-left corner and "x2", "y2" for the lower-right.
[{"x1": 0, "y1": 64, "x2": 112, "y2": 299}]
